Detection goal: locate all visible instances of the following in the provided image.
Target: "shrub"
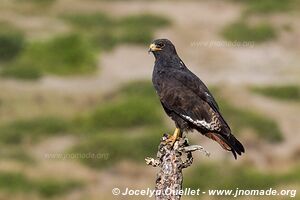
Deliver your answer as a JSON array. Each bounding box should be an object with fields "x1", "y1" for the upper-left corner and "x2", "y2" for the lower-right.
[
  {"x1": 119, "y1": 14, "x2": 170, "y2": 27},
  {"x1": 251, "y1": 85, "x2": 300, "y2": 101},
  {"x1": 210, "y1": 87, "x2": 283, "y2": 142},
  {"x1": 185, "y1": 163, "x2": 300, "y2": 190},
  {"x1": 62, "y1": 13, "x2": 171, "y2": 49},
  {"x1": 0, "y1": 147, "x2": 34, "y2": 163},
  {"x1": 222, "y1": 21, "x2": 276, "y2": 43},
  {"x1": 239, "y1": 0, "x2": 295, "y2": 13},
  {"x1": 220, "y1": 100, "x2": 283, "y2": 142},
  {"x1": 0, "y1": 116, "x2": 70, "y2": 144},
  {"x1": 80, "y1": 96, "x2": 162, "y2": 130},
  {"x1": 70, "y1": 81, "x2": 167, "y2": 169},
  {"x1": 0, "y1": 172, "x2": 32, "y2": 192},
  {"x1": 71, "y1": 129, "x2": 164, "y2": 169},
  {"x1": 36, "y1": 179, "x2": 82, "y2": 197},
  {"x1": 16, "y1": 0, "x2": 56, "y2": 6},
  {"x1": 1, "y1": 34, "x2": 97, "y2": 79},
  {"x1": 76, "y1": 81, "x2": 163, "y2": 131},
  {"x1": 0, "y1": 23, "x2": 24, "y2": 62},
  {"x1": 0, "y1": 171, "x2": 82, "y2": 197},
  {"x1": 62, "y1": 13, "x2": 112, "y2": 29},
  {"x1": 1, "y1": 65, "x2": 41, "y2": 80}
]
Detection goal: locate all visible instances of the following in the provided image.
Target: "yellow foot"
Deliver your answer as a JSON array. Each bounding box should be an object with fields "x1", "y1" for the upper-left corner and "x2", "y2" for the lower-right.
[{"x1": 164, "y1": 128, "x2": 181, "y2": 147}]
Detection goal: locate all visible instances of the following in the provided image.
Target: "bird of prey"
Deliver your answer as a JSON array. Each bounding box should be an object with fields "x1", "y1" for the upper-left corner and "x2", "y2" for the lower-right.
[{"x1": 149, "y1": 39, "x2": 245, "y2": 159}]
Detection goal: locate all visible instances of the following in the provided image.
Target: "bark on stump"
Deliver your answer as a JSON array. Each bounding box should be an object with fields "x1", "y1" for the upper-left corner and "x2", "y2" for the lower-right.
[{"x1": 146, "y1": 134, "x2": 210, "y2": 200}]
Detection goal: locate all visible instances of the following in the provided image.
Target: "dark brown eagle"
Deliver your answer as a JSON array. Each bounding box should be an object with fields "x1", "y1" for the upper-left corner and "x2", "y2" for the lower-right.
[{"x1": 149, "y1": 39, "x2": 245, "y2": 159}]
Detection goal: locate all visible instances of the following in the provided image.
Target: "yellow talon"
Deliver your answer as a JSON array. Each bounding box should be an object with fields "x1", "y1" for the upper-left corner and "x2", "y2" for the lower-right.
[{"x1": 165, "y1": 128, "x2": 181, "y2": 146}]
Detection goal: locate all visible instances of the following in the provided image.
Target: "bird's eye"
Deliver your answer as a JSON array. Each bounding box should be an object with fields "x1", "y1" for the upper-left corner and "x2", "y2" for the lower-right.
[{"x1": 156, "y1": 42, "x2": 165, "y2": 48}]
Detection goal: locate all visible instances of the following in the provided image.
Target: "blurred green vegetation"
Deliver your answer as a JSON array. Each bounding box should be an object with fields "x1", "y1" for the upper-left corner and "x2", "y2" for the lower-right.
[
  {"x1": 251, "y1": 85, "x2": 300, "y2": 101},
  {"x1": 36, "y1": 178, "x2": 83, "y2": 198},
  {"x1": 0, "y1": 81, "x2": 163, "y2": 145},
  {"x1": 222, "y1": 20, "x2": 276, "y2": 43},
  {"x1": 1, "y1": 65, "x2": 42, "y2": 79},
  {"x1": 0, "y1": 171, "x2": 83, "y2": 197},
  {"x1": 238, "y1": 0, "x2": 297, "y2": 13},
  {"x1": 79, "y1": 97, "x2": 161, "y2": 129},
  {"x1": 16, "y1": 0, "x2": 56, "y2": 6},
  {"x1": 185, "y1": 162, "x2": 300, "y2": 190},
  {"x1": 0, "y1": 116, "x2": 70, "y2": 145},
  {"x1": 62, "y1": 13, "x2": 171, "y2": 50},
  {"x1": 76, "y1": 81, "x2": 163, "y2": 131},
  {"x1": 71, "y1": 81, "x2": 166, "y2": 168},
  {"x1": 71, "y1": 129, "x2": 164, "y2": 169},
  {"x1": 223, "y1": 0, "x2": 299, "y2": 42},
  {"x1": 0, "y1": 23, "x2": 25, "y2": 62},
  {"x1": 70, "y1": 81, "x2": 284, "y2": 169},
  {"x1": 0, "y1": 13, "x2": 169, "y2": 80},
  {"x1": 1, "y1": 34, "x2": 96, "y2": 79},
  {"x1": 0, "y1": 147, "x2": 34, "y2": 163},
  {"x1": 0, "y1": 81, "x2": 284, "y2": 169},
  {"x1": 0, "y1": 81, "x2": 165, "y2": 168},
  {"x1": 219, "y1": 100, "x2": 283, "y2": 142},
  {"x1": 62, "y1": 13, "x2": 111, "y2": 29},
  {"x1": 211, "y1": 88, "x2": 283, "y2": 142}
]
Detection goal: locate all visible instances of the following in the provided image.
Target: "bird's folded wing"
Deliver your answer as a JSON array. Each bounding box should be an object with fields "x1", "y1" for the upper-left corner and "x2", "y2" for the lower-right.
[
  {"x1": 166, "y1": 68, "x2": 231, "y2": 129},
  {"x1": 159, "y1": 79, "x2": 223, "y2": 132},
  {"x1": 172, "y1": 68, "x2": 220, "y2": 112}
]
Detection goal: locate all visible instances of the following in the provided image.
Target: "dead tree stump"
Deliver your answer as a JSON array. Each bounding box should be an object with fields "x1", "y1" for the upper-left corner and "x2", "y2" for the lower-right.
[{"x1": 146, "y1": 134, "x2": 210, "y2": 200}]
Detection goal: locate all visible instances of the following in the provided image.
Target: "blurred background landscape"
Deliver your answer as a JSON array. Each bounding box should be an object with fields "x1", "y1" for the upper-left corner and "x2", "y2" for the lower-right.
[{"x1": 0, "y1": 0, "x2": 299, "y2": 199}]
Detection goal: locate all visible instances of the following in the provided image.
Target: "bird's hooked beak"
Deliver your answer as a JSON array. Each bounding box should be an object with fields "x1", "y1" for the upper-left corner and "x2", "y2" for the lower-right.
[{"x1": 148, "y1": 43, "x2": 162, "y2": 54}]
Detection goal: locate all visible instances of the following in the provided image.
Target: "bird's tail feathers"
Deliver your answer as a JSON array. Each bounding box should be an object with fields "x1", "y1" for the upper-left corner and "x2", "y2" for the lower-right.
[{"x1": 205, "y1": 132, "x2": 245, "y2": 159}]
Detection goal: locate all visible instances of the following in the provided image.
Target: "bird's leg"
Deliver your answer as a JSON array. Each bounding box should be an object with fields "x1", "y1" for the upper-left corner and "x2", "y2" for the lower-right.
[{"x1": 165, "y1": 128, "x2": 181, "y2": 147}]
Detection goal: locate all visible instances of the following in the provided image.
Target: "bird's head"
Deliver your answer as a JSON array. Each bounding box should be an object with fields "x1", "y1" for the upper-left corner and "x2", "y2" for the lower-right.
[{"x1": 148, "y1": 39, "x2": 177, "y2": 59}]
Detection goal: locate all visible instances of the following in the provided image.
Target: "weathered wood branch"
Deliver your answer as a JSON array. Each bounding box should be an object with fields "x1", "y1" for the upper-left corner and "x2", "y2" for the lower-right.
[{"x1": 146, "y1": 134, "x2": 210, "y2": 200}]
